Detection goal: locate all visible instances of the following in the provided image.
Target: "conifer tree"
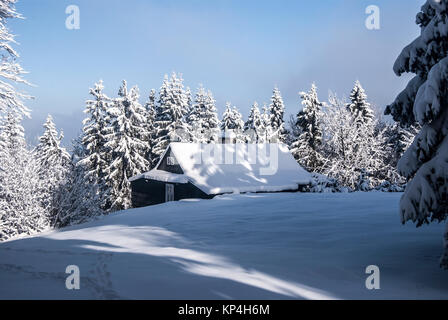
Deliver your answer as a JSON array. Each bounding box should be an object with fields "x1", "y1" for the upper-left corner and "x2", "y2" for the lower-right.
[
  {"x1": 221, "y1": 102, "x2": 235, "y2": 131},
  {"x1": 144, "y1": 88, "x2": 157, "y2": 167},
  {"x1": 187, "y1": 86, "x2": 219, "y2": 143},
  {"x1": 221, "y1": 103, "x2": 245, "y2": 143},
  {"x1": 187, "y1": 85, "x2": 207, "y2": 143},
  {"x1": 291, "y1": 83, "x2": 324, "y2": 172},
  {"x1": 0, "y1": 111, "x2": 46, "y2": 240},
  {"x1": 0, "y1": 0, "x2": 30, "y2": 119},
  {"x1": 259, "y1": 103, "x2": 272, "y2": 143},
  {"x1": 269, "y1": 87, "x2": 287, "y2": 143},
  {"x1": 104, "y1": 81, "x2": 149, "y2": 211},
  {"x1": 185, "y1": 86, "x2": 192, "y2": 118},
  {"x1": 244, "y1": 102, "x2": 263, "y2": 143},
  {"x1": 54, "y1": 136, "x2": 103, "y2": 227},
  {"x1": 34, "y1": 115, "x2": 70, "y2": 224},
  {"x1": 79, "y1": 81, "x2": 111, "y2": 186},
  {"x1": 203, "y1": 89, "x2": 220, "y2": 143},
  {"x1": 384, "y1": 0, "x2": 448, "y2": 267},
  {"x1": 0, "y1": 2, "x2": 44, "y2": 239},
  {"x1": 347, "y1": 81, "x2": 374, "y2": 126},
  {"x1": 232, "y1": 107, "x2": 246, "y2": 143},
  {"x1": 152, "y1": 73, "x2": 189, "y2": 163}
]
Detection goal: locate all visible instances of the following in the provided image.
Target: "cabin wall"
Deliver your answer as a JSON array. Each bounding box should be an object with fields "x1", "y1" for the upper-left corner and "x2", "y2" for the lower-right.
[
  {"x1": 131, "y1": 179, "x2": 165, "y2": 207},
  {"x1": 131, "y1": 178, "x2": 213, "y2": 208}
]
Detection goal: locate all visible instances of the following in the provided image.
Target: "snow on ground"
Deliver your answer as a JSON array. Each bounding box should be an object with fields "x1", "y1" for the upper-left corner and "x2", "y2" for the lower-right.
[{"x1": 0, "y1": 192, "x2": 447, "y2": 300}]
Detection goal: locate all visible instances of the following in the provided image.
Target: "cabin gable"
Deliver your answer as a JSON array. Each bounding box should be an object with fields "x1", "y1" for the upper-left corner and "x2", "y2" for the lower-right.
[{"x1": 156, "y1": 147, "x2": 184, "y2": 174}]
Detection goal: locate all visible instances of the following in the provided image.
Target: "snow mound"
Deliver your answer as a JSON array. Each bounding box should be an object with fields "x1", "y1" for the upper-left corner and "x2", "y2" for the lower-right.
[{"x1": 1, "y1": 192, "x2": 447, "y2": 300}]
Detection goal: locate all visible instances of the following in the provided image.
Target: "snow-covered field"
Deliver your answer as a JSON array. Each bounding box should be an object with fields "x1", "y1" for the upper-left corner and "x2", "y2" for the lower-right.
[{"x1": 0, "y1": 192, "x2": 447, "y2": 300}]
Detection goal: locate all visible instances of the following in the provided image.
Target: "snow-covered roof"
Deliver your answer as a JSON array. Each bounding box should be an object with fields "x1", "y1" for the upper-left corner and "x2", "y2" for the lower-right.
[
  {"x1": 130, "y1": 143, "x2": 312, "y2": 195},
  {"x1": 135, "y1": 169, "x2": 189, "y2": 184}
]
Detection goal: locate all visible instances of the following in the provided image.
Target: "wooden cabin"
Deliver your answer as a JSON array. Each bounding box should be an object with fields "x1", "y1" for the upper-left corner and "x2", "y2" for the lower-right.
[{"x1": 129, "y1": 143, "x2": 312, "y2": 208}]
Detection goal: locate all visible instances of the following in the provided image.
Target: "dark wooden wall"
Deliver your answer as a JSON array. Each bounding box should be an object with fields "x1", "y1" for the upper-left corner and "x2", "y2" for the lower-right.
[{"x1": 131, "y1": 178, "x2": 213, "y2": 208}]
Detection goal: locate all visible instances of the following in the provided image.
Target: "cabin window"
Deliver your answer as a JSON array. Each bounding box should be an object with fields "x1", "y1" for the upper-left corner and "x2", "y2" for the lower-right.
[{"x1": 167, "y1": 156, "x2": 178, "y2": 166}]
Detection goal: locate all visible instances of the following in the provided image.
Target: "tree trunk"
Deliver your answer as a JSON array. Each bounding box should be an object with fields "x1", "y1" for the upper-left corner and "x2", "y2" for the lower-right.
[{"x1": 441, "y1": 221, "x2": 448, "y2": 269}]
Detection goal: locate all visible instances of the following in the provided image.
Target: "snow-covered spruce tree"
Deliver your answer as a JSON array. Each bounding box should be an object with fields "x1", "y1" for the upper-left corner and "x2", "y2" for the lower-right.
[
  {"x1": 384, "y1": 0, "x2": 448, "y2": 268},
  {"x1": 167, "y1": 72, "x2": 189, "y2": 137},
  {"x1": 186, "y1": 85, "x2": 206, "y2": 143},
  {"x1": 221, "y1": 102, "x2": 234, "y2": 143},
  {"x1": 54, "y1": 136, "x2": 103, "y2": 228},
  {"x1": 232, "y1": 107, "x2": 245, "y2": 143},
  {"x1": 185, "y1": 86, "x2": 192, "y2": 118},
  {"x1": 187, "y1": 86, "x2": 220, "y2": 143},
  {"x1": 291, "y1": 83, "x2": 324, "y2": 172},
  {"x1": 152, "y1": 73, "x2": 189, "y2": 163},
  {"x1": 220, "y1": 103, "x2": 245, "y2": 143},
  {"x1": 144, "y1": 88, "x2": 157, "y2": 168},
  {"x1": 269, "y1": 87, "x2": 287, "y2": 143},
  {"x1": 124, "y1": 82, "x2": 150, "y2": 151},
  {"x1": 203, "y1": 89, "x2": 220, "y2": 143},
  {"x1": 347, "y1": 80, "x2": 374, "y2": 127},
  {"x1": 0, "y1": 0, "x2": 30, "y2": 119},
  {"x1": 104, "y1": 81, "x2": 150, "y2": 211},
  {"x1": 34, "y1": 115, "x2": 71, "y2": 225},
  {"x1": 79, "y1": 81, "x2": 111, "y2": 188},
  {"x1": 244, "y1": 102, "x2": 263, "y2": 143},
  {"x1": 151, "y1": 76, "x2": 170, "y2": 161},
  {"x1": 221, "y1": 102, "x2": 235, "y2": 131},
  {"x1": 0, "y1": 111, "x2": 46, "y2": 240},
  {"x1": 258, "y1": 103, "x2": 272, "y2": 143},
  {"x1": 345, "y1": 82, "x2": 386, "y2": 190}
]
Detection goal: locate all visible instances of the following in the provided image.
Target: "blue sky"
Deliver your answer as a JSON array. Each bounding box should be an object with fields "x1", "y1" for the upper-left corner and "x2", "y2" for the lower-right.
[{"x1": 10, "y1": 0, "x2": 424, "y2": 144}]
